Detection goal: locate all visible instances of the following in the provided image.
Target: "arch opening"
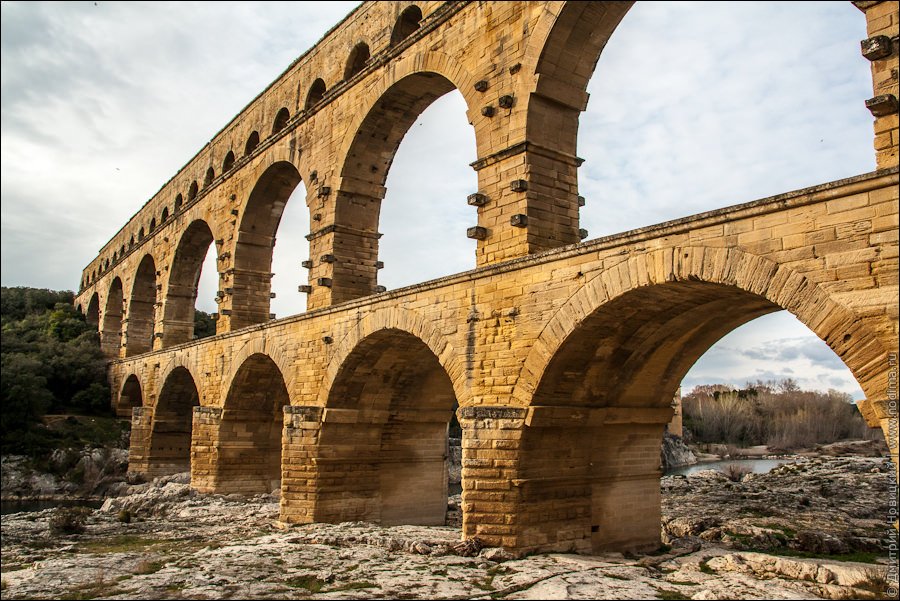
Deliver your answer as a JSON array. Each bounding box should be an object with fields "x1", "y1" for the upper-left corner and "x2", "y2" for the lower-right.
[
  {"x1": 174, "y1": 194, "x2": 184, "y2": 212},
  {"x1": 201, "y1": 354, "x2": 289, "y2": 493},
  {"x1": 204, "y1": 166, "x2": 215, "y2": 187},
  {"x1": 245, "y1": 131, "x2": 260, "y2": 156},
  {"x1": 231, "y1": 161, "x2": 304, "y2": 328},
  {"x1": 86, "y1": 292, "x2": 100, "y2": 329},
  {"x1": 344, "y1": 42, "x2": 370, "y2": 79},
  {"x1": 147, "y1": 367, "x2": 199, "y2": 478},
  {"x1": 334, "y1": 71, "x2": 475, "y2": 299},
  {"x1": 188, "y1": 181, "x2": 199, "y2": 201},
  {"x1": 390, "y1": 5, "x2": 422, "y2": 46},
  {"x1": 319, "y1": 329, "x2": 459, "y2": 526},
  {"x1": 222, "y1": 151, "x2": 235, "y2": 172},
  {"x1": 118, "y1": 374, "x2": 143, "y2": 417},
  {"x1": 161, "y1": 207, "x2": 170, "y2": 223},
  {"x1": 520, "y1": 278, "x2": 873, "y2": 555},
  {"x1": 161, "y1": 220, "x2": 216, "y2": 346},
  {"x1": 126, "y1": 254, "x2": 157, "y2": 357},
  {"x1": 101, "y1": 277, "x2": 124, "y2": 357},
  {"x1": 305, "y1": 78, "x2": 326, "y2": 110},
  {"x1": 272, "y1": 107, "x2": 290, "y2": 134}
]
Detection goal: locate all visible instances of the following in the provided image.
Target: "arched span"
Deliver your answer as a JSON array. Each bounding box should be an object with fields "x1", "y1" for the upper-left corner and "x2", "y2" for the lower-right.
[
  {"x1": 514, "y1": 247, "x2": 890, "y2": 406},
  {"x1": 317, "y1": 306, "x2": 466, "y2": 408},
  {"x1": 390, "y1": 4, "x2": 422, "y2": 46},
  {"x1": 230, "y1": 161, "x2": 303, "y2": 329},
  {"x1": 344, "y1": 42, "x2": 370, "y2": 79},
  {"x1": 327, "y1": 59, "x2": 478, "y2": 302},
  {"x1": 509, "y1": 246, "x2": 888, "y2": 555},
  {"x1": 161, "y1": 219, "x2": 216, "y2": 347},
  {"x1": 199, "y1": 353, "x2": 289, "y2": 494},
  {"x1": 316, "y1": 326, "x2": 459, "y2": 525},
  {"x1": 86, "y1": 292, "x2": 100, "y2": 329},
  {"x1": 101, "y1": 277, "x2": 124, "y2": 357},
  {"x1": 118, "y1": 374, "x2": 143, "y2": 417},
  {"x1": 126, "y1": 254, "x2": 157, "y2": 357},
  {"x1": 148, "y1": 366, "x2": 199, "y2": 478}
]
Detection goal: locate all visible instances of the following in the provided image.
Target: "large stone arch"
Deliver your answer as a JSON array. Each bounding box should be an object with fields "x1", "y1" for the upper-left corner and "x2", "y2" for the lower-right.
[
  {"x1": 310, "y1": 52, "x2": 479, "y2": 308},
  {"x1": 129, "y1": 365, "x2": 200, "y2": 478},
  {"x1": 161, "y1": 219, "x2": 217, "y2": 347},
  {"x1": 317, "y1": 306, "x2": 467, "y2": 407},
  {"x1": 193, "y1": 353, "x2": 290, "y2": 494},
  {"x1": 230, "y1": 161, "x2": 305, "y2": 330},
  {"x1": 125, "y1": 254, "x2": 157, "y2": 357},
  {"x1": 281, "y1": 307, "x2": 464, "y2": 527},
  {"x1": 515, "y1": 246, "x2": 890, "y2": 405},
  {"x1": 497, "y1": 246, "x2": 891, "y2": 555},
  {"x1": 101, "y1": 277, "x2": 124, "y2": 357}
]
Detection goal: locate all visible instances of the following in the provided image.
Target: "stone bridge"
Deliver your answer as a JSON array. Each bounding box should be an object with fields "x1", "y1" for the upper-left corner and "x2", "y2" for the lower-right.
[{"x1": 74, "y1": 1, "x2": 899, "y2": 555}]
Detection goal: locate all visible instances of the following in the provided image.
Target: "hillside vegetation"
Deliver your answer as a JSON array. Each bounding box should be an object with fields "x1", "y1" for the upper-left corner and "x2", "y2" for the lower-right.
[{"x1": 1, "y1": 287, "x2": 114, "y2": 456}]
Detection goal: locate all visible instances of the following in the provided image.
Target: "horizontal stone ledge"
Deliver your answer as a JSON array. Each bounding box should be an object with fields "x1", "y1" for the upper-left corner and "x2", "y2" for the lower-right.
[
  {"x1": 510, "y1": 471, "x2": 662, "y2": 489},
  {"x1": 524, "y1": 405, "x2": 674, "y2": 427},
  {"x1": 458, "y1": 406, "x2": 528, "y2": 421}
]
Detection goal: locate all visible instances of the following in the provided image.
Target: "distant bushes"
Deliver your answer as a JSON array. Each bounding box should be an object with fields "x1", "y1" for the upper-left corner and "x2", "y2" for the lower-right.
[{"x1": 682, "y1": 379, "x2": 879, "y2": 449}]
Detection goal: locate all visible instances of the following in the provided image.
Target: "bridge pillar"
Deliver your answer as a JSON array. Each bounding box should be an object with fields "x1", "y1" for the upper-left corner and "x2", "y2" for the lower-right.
[
  {"x1": 127, "y1": 406, "x2": 154, "y2": 474},
  {"x1": 857, "y1": 397, "x2": 899, "y2": 515},
  {"x1": 280, "y1": 406, "x2": 381, "y2": 524},
  {"x1": 471, "y1": 144, "x2": 583, "y2": 266},
  {"x1": 458, "y1": 405, "x2": 671, "y2": 556},
  {"x1": 226, "y1": 266, "x2": 275, "y2": 330},
  {"x1": 854, "y1": 0, "x2": 899, "y2": 170},
  {"x1": 457, "y1": 406, "x2": 530, "y2": 550},
  {"x1": 128, "y1": 405, "x2": 194, "y2": 478},
  {"x1": 191, "y1": 407, "x2": 282, "y2": 494},
  {"x1": 279, "y1": 405, "x2": 452, "y2": 526}
]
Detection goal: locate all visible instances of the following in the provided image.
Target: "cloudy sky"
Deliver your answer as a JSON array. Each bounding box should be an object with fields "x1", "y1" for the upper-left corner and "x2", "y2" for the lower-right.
[{"x1": 1, "y1": 1, "x2": 875, "y2": 398}]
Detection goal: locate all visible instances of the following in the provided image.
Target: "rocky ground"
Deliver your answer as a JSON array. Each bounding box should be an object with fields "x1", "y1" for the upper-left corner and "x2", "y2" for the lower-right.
[{"x1": 2, "y1": 456, "x2": 897, "y2": 600}]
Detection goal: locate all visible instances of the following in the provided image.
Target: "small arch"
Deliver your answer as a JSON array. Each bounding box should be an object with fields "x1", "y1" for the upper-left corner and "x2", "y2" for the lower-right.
[
  {"x1": 204, "y1": 167, "x2": 215, "y2": 187},
  {"x1": 188, "y1": 181, "x2": 199, "y2": 201},
  {"x1": 161, "y1": 207, "x2": 169, "y2": 223},
  {"x1": 390, "y1": 5, "x2": 422, "y2": 46},
  {"x1": 305, "y1": 78, "x2": 326, "y2": 110},
  {"x1": 272, "y1": 107, "x2": 290, "y2": 134},
  {"x1": 222, "y1": 151, "x2": 235, "y2": 172},
  {"x1": 245, "y1": 131, "x2": 260, "y2": 155},
  {"x1": 120, "y1": 244, "x2": 125, "y2": 256},
  {"x1": 344, "y1": 42, "x2": 370, "y2": 79},
  {"x1": 138, "y1": 227, "x2": 145, "y2": 241},
  {"x1": 149, "y1": 218, "x2": 157, "y2": 232},
  {"x1": 174, "y1": 194, "x2": 184, "y2": 212},
  {"x1": 129, "y1": 236, "x2": 135, "y2": 249},
  {"x1": 104, "y1": 258, "x2": 110, "y2": 270},
  {"x1": 101, "y1": 277, "x2": 124, "y2": 357},
  {"x1": 118, "y1": 375, "x2": 143, "y2": 417},
  {"x1": 112, "y1": 252, "x2": 118, "y2": 263}
]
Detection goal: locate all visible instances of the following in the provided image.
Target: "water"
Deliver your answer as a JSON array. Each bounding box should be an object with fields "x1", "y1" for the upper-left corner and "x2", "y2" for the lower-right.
[
  {"x1": 664, "y1": 458, "x2": 796, "y2": 477},
  {"x1": 1, "y1": 499, "x2": 104, "y2": 516}
]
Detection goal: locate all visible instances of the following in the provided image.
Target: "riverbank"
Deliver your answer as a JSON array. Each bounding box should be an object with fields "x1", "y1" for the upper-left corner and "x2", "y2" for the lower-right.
[{"x1": 2, "y1": 456, "x2": 895, "y2": 600}]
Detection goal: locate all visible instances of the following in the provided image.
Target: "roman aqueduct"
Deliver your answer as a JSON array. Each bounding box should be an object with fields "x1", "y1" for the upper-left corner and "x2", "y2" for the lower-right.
[{"x1": 74, "y1": 1, "x2": 898, "y2": 554}]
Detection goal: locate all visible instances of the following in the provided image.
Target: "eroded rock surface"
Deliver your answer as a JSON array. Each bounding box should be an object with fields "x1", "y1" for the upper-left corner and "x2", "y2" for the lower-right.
[{"x1": 2, "y1": 457, "x2": 894, "y2": 600}]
